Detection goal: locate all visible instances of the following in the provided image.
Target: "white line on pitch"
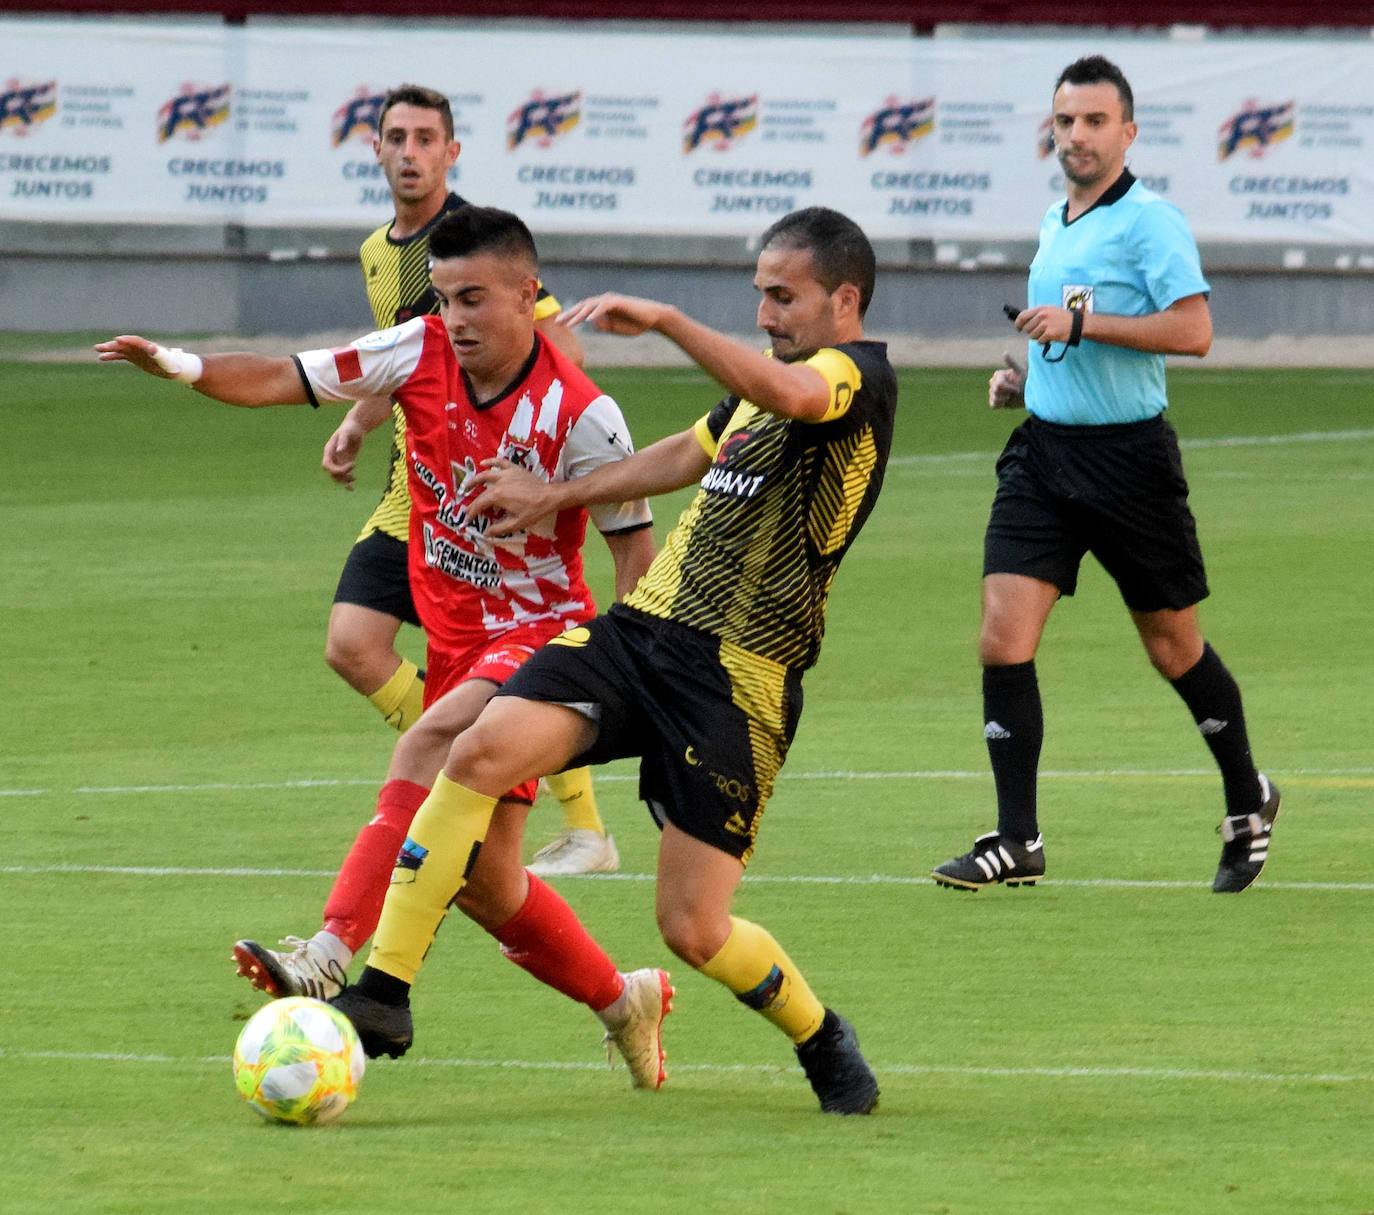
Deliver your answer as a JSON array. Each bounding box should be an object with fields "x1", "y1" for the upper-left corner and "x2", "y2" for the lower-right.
[
  {"x1": 6, "y1": 766, "x2": 1372, "y2": 800},
  {"x1": 2, "y1": 864, "x2": 1370, "y2": 891},
  {"x1": 1, "y1": 1048, "x2": 1365, "y2": 1086}
]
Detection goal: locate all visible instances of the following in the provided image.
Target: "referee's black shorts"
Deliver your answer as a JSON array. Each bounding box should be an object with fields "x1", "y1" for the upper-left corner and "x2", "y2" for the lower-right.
[
  {"x1": 497, "y1": 604, "x2": 803, "y2": 864},
  {"x1": 983, "y1": 414, "x2": 1209, "y2": 613},
  {"x1": 332, "y1": 530, "x2": 421, "y2": 626}
]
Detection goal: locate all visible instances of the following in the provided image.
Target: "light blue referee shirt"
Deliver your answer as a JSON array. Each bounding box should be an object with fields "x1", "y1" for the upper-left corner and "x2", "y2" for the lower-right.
[{"x1": 1023, "y1": 170, "x2": 1209, "y2": 425}]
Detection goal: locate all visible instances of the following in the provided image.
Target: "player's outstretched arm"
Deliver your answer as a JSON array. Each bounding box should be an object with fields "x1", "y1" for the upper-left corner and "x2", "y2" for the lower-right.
[
  {"x1": 323, "y1": 395, "x2": 394, "y2": 488},
  {"x1": 560, "y1": 293, "x2": 834, "y2": 421},
  {"x1": 471, "y1": 427, "x2": 711, "y2": 539},
  {"x1": 95, "y1": 335, "x2": 309, "y2": 407}
]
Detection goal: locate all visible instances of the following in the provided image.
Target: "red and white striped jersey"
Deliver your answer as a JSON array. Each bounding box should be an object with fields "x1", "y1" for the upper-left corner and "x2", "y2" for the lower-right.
[{"x1": 296, "y1": 315, "x2": 650, "y2": 651}]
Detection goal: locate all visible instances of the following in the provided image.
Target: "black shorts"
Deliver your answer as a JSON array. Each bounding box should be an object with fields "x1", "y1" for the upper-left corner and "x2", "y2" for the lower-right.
[
  {"x1": 983, "y1": 415, "x2": 1209, "y2": 613},
  {"x1": 497, "y1": 605, "x2": 804, "y2": 863},
  {"x1": 331, "y1": 531, "x2": 421, "y2": 626}
]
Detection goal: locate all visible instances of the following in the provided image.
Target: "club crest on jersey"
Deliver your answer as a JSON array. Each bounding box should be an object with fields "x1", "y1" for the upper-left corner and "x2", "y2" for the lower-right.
[
  {"x1": 1061, "y1": 285, "x2": 1094, "y2": 312},
  {"x1": 1217, "y1": 98, "x2": 1295, "y2": 160},
  {"x1": 0, "y1": 80, "x2": 57, "y2": 136},
  {"x1": 860, "y1": 96, "x2": 935, "y2": 157},
  {"x1": 682, "y1": 94, "x2": 757, "y2": 153},
  {"x1": 507, "y1": 90, "x2": 581, "y2": 150},
  {"x1": 331, "y1": 88, "x2": 384, "y2": 147},
  {"x1": 157, "y1": 83, "x2": 231, "y2": 143},
  {"x1": 717, "y1": 430, "x2": 753, "y2": 460}
]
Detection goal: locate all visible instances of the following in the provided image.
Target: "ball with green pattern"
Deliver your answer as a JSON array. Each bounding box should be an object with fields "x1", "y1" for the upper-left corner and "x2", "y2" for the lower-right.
[{"x1": 233, "y1": 997, "x2": 365, "y2": 1125}]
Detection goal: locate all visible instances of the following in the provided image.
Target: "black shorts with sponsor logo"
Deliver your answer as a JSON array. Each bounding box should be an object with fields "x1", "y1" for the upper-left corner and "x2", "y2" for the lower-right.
[
  {"x1": 496, "y1": 604, "x2": 803, "y2": 864},
  {"x1": 332, "y1": 530, "x2": 421, "y2": 626},
  {"x1": 983, "y1": 414, "x2": 1209, "y2": 613}
]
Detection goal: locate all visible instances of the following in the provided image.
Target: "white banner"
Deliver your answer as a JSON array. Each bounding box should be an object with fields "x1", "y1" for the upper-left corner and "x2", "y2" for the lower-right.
[{"x1": 2, "y1": 19, "x2": 1372, "y2": 245}]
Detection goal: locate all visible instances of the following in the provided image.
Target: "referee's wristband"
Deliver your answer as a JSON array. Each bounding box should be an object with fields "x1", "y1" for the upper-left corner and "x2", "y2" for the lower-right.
[
  {"x1": 1067, "y1": 308, "x2": 1084, "y2": 347},
  {"x1": 151, "y1": 344, "x2": 204, "y2": 384}
]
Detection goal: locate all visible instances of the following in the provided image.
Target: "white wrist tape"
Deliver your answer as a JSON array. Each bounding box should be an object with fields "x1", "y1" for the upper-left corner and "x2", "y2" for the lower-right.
[{"x1": 151, "y1": 345, "x2": 204, "y2": 384}]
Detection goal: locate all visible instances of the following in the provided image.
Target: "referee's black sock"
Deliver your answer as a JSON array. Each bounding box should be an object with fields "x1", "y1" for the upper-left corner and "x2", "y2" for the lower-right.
[
  {"x1": 1169, "y1": 642, "x2": 1260, "y2": 815},
  {"x1": 983, "y1": 661, "x2": 1042, "y2": 841}
]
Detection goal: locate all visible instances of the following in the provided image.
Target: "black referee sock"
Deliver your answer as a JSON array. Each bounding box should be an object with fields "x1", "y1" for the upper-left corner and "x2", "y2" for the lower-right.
[
  {"x1": 983, "y1": 661, "x2": 1043, "y2": 841},
  {"x1": 1169, "y1": 642, "x2": 1260, "y2": 816}
]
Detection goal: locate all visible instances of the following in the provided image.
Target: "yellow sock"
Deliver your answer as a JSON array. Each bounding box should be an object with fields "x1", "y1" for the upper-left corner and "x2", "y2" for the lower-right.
[
  {"x1": 367, "y1": 774, "x2": 496, "y2": 983},
  {"x1": 697, "y1": 916, "x2": 826, "y2": 1043},
  {"x1": 544, "y1": 766, "x2": 605, "y2": 834},
  {"x1": 367, "y1": 659, "x2": 425, "y2": 733}
]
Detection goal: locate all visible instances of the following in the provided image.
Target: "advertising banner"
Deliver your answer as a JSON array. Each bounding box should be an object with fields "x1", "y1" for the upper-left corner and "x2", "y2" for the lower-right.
[{"x1": 2, "y1": 19, "x2": 1371, "y2": 245}]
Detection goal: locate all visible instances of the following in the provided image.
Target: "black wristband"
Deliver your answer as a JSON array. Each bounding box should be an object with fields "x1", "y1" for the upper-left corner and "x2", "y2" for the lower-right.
[{"x1": 1067, "y1": 308, "x2": 1084, "y2": 347}]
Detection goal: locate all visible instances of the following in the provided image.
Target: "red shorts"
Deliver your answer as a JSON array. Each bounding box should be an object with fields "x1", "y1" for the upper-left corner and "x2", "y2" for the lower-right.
[{"x1": 423, "y1": 623, "x2": 577, "y2": 804}]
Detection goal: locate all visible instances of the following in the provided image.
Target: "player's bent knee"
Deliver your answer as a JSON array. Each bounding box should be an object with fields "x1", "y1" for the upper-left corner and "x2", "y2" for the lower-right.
[
  {"x1": 446, "y1": 724, "x2": 524, "y2": 796},
  {"x1": 656, "y1": 908, "x2": 724, "y2": 970},
  {"x1": 323, "y1": 632, "x2": 386, "y2": 687},
  {"x1": 979, "y1": 621, "x2": 1040, "y2": 666},
  {"x1": 322, "y1": 635, "x2": 357, "y2": 678}
]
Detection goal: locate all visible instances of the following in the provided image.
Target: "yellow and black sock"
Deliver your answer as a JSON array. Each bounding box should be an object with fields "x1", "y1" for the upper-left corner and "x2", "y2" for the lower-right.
[
  {"x1": 543, "y1": 766, "x2": 605, "y2": 835},
  {"x1": 697, "y1": 915, "x2": 825, "y2": 1044},
  {"x1": 366, "y1": 774, "x2": 496, "y2": 984},
  {"x1": 367, "y1": 658, "x2": 425, "y2": 733}
]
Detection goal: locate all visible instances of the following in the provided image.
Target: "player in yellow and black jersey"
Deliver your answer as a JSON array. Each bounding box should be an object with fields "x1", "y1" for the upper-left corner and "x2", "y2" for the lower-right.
[
  {"x1": 331, "y1": 208, "x2": 894, "y2": 1117},
  {"x1": 625, "y1": 339, "x2": 892, "y2": 671},
  {"x1": 320, "y1": 85, "x2": 618, "y2": 878}
]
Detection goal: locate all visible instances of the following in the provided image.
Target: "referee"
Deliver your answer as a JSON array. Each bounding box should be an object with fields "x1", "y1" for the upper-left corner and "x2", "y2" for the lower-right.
[{"x1": 932, "y1": 55, "x2": 1279, "y2": 895}]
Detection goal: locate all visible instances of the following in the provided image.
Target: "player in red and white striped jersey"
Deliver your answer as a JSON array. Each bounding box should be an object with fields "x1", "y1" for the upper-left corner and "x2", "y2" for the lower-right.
[{"x1": 96, "y1": 207, "x2": 673, "y2": 1090}]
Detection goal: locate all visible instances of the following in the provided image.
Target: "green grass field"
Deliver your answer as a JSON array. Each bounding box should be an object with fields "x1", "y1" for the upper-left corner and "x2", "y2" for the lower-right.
[{"x1": 2, "y1": 354, "x2": 1372, "y2": 1213}]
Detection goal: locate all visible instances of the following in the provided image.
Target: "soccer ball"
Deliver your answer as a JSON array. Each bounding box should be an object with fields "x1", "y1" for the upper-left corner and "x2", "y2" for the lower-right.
[{"x1": 232, "y1": 997, "x2": 365, "y2": 1126}]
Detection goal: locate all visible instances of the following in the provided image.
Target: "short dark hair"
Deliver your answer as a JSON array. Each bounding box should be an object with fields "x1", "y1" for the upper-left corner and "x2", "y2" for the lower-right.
[
  {"x1": 1055, "y1": 55, "x2": 1134, "y2": 122},
  {"x1": 378, "y1": 84, "x2": 454, "y2": 141},
  {"x1": 758, "y1": 206, "x2": 876, "y2": 317},
  {"x1": 428, "y1": 205, "x2": 538, "y2": 273}
]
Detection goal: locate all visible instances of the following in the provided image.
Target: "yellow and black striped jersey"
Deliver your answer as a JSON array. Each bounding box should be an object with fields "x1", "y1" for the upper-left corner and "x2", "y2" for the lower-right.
[
  {"x1": 624, "y1": 341, "x2": 897, "y2": 670},
  {"x1": 355, "y1": 191, "x2": 562, "y2": 542}
]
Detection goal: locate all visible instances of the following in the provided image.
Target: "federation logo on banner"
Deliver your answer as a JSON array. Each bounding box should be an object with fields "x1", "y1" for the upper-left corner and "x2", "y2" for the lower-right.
[
  {"x1": 157, "y1": 83, "x2": 231, "y2": 144},
  {"x1": 682, "y1": 94, "x2": 757, "y2": 153},
  {"x1": 1, "y1": 79, "x2": 57, "y2": 137},
  {"x1": 859, "y1": 97, "x2": 935, "y2": 156},
  {"x1": 332, "y1": 88, "x2": 384, "y2": 147},
  {"x1": 507, "y1": 90, "x2": 581, "y2": 150},
  {"x1": 1217, "y1": 99, "x2": 1295, "y2": 160}
]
